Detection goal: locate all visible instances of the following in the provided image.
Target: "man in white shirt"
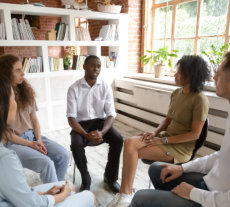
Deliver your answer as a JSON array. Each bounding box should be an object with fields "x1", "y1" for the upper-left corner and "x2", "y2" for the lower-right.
[
  {"x1": 67, "y1": 55, "x2": 123, "y2": 193},
  {"x1": 131, "y1": 52, "x2": 230, "y2": 207}
]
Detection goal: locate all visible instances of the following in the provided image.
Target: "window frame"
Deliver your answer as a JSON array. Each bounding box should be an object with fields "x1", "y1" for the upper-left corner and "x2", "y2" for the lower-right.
[{"x1": 141, "y1": 0, "x2": 230, "y2": 73}]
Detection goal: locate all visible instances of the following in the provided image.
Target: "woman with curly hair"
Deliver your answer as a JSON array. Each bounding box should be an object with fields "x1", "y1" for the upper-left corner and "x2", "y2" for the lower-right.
[
  {"x1": 108, "y1": 55, "x2": 210, "y2": 207},
  {"x1": 0, "y1": 54, "x2": 69, "y2": 183},
  {"x1": 0, "y1": 75, "x2": 95, "y2": 207}
]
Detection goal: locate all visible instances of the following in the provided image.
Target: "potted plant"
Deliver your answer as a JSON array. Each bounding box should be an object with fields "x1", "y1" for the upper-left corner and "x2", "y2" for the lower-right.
[
  {"x1": 63, "y1": 46, "x2": 72, "y2": 70},
  {"x1": 201, "y1": 43, "x2": 230, "y2": 75},
  {"x1": 140, "y1": 46, "x2": 178, "y2": 78}
]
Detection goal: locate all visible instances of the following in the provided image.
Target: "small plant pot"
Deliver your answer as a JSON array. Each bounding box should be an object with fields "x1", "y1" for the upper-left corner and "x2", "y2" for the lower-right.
[
  {"x1": 154, "y1": 65, "x2": 165, "y2": 78},
  {"x1": 64, "y1": 65, "x2": 69, "y2": 70}
]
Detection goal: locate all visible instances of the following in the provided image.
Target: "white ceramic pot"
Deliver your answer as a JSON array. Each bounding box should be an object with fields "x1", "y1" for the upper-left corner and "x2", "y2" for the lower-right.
[{"x1": 154, "y1": 65, "x2": 165, "y2": 78}]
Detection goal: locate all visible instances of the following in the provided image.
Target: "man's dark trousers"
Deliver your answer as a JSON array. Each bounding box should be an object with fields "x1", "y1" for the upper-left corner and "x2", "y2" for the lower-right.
[{"x1": 70, "y1": 118, "x2": 123, "y2": 185}]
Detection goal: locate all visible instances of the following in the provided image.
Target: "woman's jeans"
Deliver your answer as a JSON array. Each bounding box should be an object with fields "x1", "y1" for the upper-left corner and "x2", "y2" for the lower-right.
[{"x1": 7, "y1": 129, "x2": 70, "y2": 183}]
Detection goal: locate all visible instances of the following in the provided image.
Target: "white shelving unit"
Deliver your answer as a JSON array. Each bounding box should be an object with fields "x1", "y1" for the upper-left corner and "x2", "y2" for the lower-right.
[{"x1": 0, "y1": 3, "x2": 128, "y2": 131}]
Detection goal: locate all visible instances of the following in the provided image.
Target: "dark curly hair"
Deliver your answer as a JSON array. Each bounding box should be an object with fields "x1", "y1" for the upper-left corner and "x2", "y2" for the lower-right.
[
  {"x1": 0, "y1": 54, "x2": 35, "y2": 109},
  {"x1": 176, "y1": 55, "x2": 210, "y2": 92},
  {"x1": 0, "y1": 75, "x2": 12, "y2": 142}
]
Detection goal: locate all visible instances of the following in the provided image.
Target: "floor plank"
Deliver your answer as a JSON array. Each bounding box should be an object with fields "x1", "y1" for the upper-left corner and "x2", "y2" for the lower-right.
[{"x1": 24, "y1": 120, "x2": 151, "y2": 206}]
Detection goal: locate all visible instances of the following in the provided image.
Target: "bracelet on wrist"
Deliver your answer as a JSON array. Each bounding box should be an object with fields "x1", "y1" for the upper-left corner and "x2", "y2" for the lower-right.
[{"x1": 162, "y1": 136, "x2": 168, "y2": 145}]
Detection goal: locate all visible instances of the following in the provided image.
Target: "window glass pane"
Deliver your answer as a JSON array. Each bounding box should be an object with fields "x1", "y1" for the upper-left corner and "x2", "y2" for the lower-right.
[
  {"x1": 154, "y1": 6, "x2": 173, "y2": 39},
  {"x1": 198, "y1": 37, "x2": 224, "y2": 55},
  {"x1": 155, "y1": 0, "x2": 172, "y2": 3},
  {"x1": 175, "y1": 39, "x2": 194, "y2": 55},
  {"x1": 153, "y1": 40, "x2": 171, "y2": 51},
  {"x1": 200, "y1": 0, "x2": 228, "y2": 36},
  {"x1": 175, "y1": 1, "x2": 197, "y2": 37},
  {"x1": 173, "y1": 39, "x2": 195, "y2": 69}
]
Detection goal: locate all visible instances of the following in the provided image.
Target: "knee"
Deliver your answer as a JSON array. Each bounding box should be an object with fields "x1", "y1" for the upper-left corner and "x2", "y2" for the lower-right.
[
  {"x1": 40, "y1": 156, "x2": 55, "y2": 170},
  {"x1": 131, "y1": 190, "x2": 146, "y2": 207},
  {"x1": 148, "y1": 162, "x2": 162, "y2": 182},
  {"x1": 124, "y1": 138, "x2": 138, "y2": 151},
  {"x1": 62, "y1": 148, "x2": 70, "y2": 162}
]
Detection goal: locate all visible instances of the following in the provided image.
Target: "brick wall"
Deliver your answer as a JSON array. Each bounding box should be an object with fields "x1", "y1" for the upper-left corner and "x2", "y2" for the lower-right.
[{"x1": 0, "y1": 0, "x2": 142, "y2": 73}]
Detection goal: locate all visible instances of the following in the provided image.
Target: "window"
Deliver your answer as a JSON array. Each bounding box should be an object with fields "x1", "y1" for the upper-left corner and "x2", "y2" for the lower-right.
[{"x1": 141, "y1": 0, "x2": 230, "y2": 73}]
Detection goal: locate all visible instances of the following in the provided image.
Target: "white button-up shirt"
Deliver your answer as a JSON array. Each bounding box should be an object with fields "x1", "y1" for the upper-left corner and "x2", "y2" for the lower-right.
[
  {"x1": 67, "y1": 77, "x2": 116, "y2": 122},
  {"x1": 182, "y1": 113, "x2": 230, "y2": 207}
]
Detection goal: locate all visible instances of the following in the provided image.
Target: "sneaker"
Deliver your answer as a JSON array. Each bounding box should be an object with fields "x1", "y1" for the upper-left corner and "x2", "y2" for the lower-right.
[
  {"x1": 107, "y1": 193, "x2": 134, "y2": 207},
  {"x1": 107, "y1": 193, "x2": 121, "y2": 207}
]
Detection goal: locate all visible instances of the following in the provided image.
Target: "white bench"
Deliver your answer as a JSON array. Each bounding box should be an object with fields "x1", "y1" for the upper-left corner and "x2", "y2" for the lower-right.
[{"x1": 114, "y1": 78, "x2": 229, "y2": 157}]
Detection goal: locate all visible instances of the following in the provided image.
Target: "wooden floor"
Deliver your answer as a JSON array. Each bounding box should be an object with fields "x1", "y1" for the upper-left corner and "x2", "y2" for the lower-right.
[{"x1": 25, "y1": 120, "x2": 151, "y2": 207}]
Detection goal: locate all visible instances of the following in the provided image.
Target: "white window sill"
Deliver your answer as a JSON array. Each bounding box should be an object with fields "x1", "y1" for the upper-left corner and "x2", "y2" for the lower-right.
[{"x1": 125, "y1": 73, "x2": 216, "y2": 92}]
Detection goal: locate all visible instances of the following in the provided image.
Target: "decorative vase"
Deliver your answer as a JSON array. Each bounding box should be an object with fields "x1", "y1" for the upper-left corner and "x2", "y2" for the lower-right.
[{"x1": 154, "y1": 65, "x2": 165, "y2": 78}]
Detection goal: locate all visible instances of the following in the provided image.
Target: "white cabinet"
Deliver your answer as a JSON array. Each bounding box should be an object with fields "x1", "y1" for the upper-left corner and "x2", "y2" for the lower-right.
[{"x1": 0, "y1": 3, "x2": 128, "y2": 131}]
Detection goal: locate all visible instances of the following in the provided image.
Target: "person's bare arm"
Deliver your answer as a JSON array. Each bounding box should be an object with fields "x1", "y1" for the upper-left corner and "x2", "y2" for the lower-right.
[
  {"x1": 141, "y1": 116, "x2": 172, "y2": 142},
  {"x1": 30, "y1": 112, "x2": 47, "y2": 155},
  {"x1": 6, "y1": 132, "x2": 45, "y2": 153}
]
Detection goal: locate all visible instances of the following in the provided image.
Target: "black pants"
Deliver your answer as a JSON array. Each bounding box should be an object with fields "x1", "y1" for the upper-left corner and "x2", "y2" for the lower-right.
[{"x1": 70, "y1": 118, "x2": 123, "y2": 184}]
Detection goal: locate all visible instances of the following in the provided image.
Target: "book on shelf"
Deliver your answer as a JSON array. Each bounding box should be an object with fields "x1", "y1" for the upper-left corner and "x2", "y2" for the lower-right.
[
  {"x1": 48, "y1": 57, "x2": 64, "y2": 72},
  {"x1": 75, "y1": 27, "x2": 91, "y2": 41},
  {"x1": 22, "y1": 57, "x2": 43, "y2": 73},
  {"x1": 11, "y1": 18, "x2": 35, "y2": 40},
  {"x1": 55, "y1": 23, "x2": 69, "y2": 41},
  {"x1": 0, "y1": 22, "x2": 6, "y2": 40},
  {"x1": 100, "y1": 56, "x2": 115, "y2": 68},
  {"x1": 99, "y1": 24, "x2": 118, "y2": 41},
  {"x1": 71, "y1": 55, "x2": 87, "y2": 70}
]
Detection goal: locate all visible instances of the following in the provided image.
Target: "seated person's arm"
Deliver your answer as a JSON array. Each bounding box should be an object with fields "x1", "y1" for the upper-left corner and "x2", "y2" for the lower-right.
[
  {"x1": 6, "y1": 131, "x2": 47, "y2": 154},
  {"x1": 141, "y1": 116, "x2": 171, "y2": 141},
  {"x1": 6, "y1": 131, "x2": 34, "y2": 147},
  {"x1": 30, "y1": 111, "x2": 41, "y2": 142},
  {"x1": 154, "y1": 116, "x2": 172, "y2": 136},
  {"x1": 166, "y1": 120, "x2": 204, "y2": 144},
  {"x1": 29, "y1": 111, "x2": 47, "y2": 155},
  {"x1": 0, "y1": 149, "x2": 55, "y2": 207},
  {"x1": 101, "y1": 115, "x2": 114, "y2": 136},
  {"x1": 68, "y1": 117, "x2": 88, "y2": 137}
]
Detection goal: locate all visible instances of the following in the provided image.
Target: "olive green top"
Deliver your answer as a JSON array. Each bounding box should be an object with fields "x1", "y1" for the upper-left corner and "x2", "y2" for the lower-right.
[{"x1": 159, "y1": 88, "x2": 209, "y2": 163}]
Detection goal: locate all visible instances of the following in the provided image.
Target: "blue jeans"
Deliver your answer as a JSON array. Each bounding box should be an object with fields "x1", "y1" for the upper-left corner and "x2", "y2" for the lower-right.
[
  {"x1": 7, "y1": 129, "x2": 70, "y2": 183},
  {"x1": 33, "y1": 181, "x2": 95, "y2": 207},
  {"x1": 131, "y1": 162, "x2": 208, "y2": 207}
]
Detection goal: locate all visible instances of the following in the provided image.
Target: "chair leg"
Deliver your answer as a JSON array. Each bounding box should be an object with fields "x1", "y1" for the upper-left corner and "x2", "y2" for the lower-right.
[
  {"x1": 148, "y1": 178, "x2": 151, "y2": 189},
  {"x1": 73, "y1": 162, "x2": 76, "y2": 184},
  {"x1": 69, "y1": 151, "x2": 73, "y2": 166}
]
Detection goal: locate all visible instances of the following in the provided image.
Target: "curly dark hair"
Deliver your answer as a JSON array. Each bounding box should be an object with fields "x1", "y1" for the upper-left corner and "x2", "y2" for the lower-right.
[
  {"x1": 176, "y1": 55, "x2": 210, "y2": 92},
  {"x1": 84, "y1": 55, "x2": 100, "y2": 65},
  {"x1": 0, "y1": 75, "x2": 12, "y2": 142},
  {"x1": 0, "y1": 54, "x2": 35, "y2": 109}
]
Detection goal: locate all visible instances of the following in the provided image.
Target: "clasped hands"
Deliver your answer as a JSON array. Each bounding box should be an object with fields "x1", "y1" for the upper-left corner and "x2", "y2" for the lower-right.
[
  {"x1": 30, "y1": 140, "x2": 47, "y2": 155},
  {"x1": 86, "y1": 130, "x2": 103, "y2": 144},
  {"x1": 139, "y1": 132, "x2": 162, "y2": 146},
  {"x1": 40, "y1": 181, "x2": 72, "y2": 196}
]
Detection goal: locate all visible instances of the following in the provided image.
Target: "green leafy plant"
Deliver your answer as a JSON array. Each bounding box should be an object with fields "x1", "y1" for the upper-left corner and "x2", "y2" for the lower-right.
[
  {"x1": 140, "y1": 47, "x2": 178, "y2": 68},
  {"x1": 63, "y1": 46, "x2": 72, "y2": 67},
  {"x1": 202, "y1": 43, "x2": 230, "y2": 73},
  {"x1": 63, "y1": 57, "x2": 71, "y2": 66}
]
